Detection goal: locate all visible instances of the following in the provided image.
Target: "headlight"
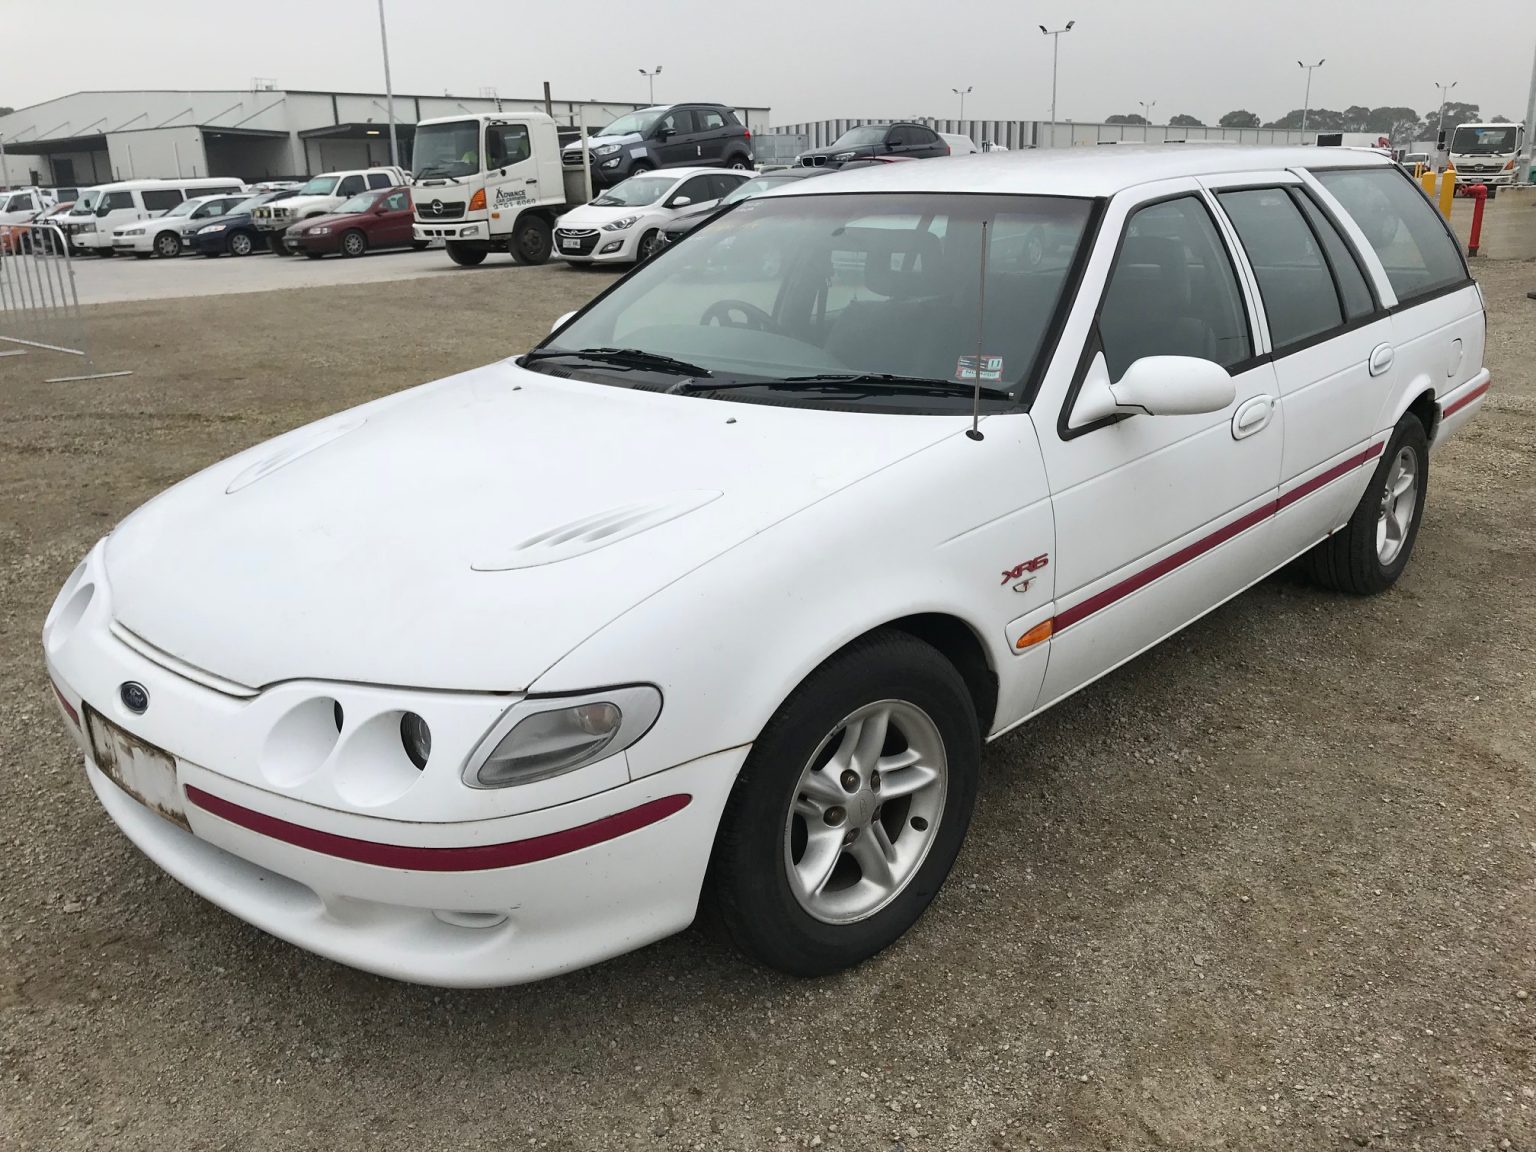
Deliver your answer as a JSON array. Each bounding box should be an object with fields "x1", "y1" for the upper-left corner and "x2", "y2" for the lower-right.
[
  {"x1": 593, "y1": 143, "x2": 622, "y2": 157},
  {"x1": 833, "y1": 151, "x2": 857, "y2": 161},
  {"x1": 199, "y1": 223, "x2": 227, "y2": 234},
  {"x1": 309, "y1": 225, "x2": 331, "y2": 235},
  {"x1": 79, "y1": 222, "x2": 96, "y2": 233},
  {"x1": 124, "y1": 228, "x2": 145, "y2": 236},
  {"x1": 602, "y1": 216, "x2": 640, "y2": 232},
  {"x1": 464, "y1": 686, "x2": 662, "y2": 788}
]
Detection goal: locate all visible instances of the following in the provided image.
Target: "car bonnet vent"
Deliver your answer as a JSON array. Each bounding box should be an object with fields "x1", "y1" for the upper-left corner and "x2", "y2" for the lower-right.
[{"x1": 471, "y1": 491, "x2": 722, "y2": 571}]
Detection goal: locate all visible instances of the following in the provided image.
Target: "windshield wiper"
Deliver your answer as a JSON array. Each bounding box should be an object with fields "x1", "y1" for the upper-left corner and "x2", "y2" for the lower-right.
[
  {"x1": 677, "y1": 372, "x2": 1011, "y2": 399},
  {"x1": 413, "y1": 166, "x2": 463, "y2": 183},
  {"x1": 521, "y1": 347, "x2": 713, "y2": 378}
]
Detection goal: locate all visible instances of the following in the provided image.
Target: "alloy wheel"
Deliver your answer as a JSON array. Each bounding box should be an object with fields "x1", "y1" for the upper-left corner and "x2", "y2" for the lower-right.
[{"x1": 1376, "y1": 446, "x2": 1419, "y2": 565}]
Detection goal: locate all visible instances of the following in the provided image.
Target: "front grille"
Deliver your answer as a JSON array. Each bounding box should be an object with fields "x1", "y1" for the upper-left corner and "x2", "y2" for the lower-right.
[
  {"x1": 555, "y1": 228, "x2": 600, "y2": 256},
  {"x1": 414, "y1": 200, "x2": 465, "y2": 220},
  {"x1": 798, "y1": 155, "x2": 827, "y2": 167}
]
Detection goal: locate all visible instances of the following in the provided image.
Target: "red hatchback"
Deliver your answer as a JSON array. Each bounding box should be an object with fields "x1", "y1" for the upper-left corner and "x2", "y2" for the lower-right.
[{"x1": 282, "y1": 187, "x2": 425, "y2": 258}]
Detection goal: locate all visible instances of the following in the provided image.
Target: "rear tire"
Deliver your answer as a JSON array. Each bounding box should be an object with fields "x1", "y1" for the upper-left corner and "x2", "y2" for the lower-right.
[
  {"x1": 711, "y1": 630, "x2": 980, "y2": 977},
  {"x1": 726, "y1": 153, "x2": 752, "y2": 170},
  {"x1": 1304, "y1": 414, "x2": 1429, "y2": 595},
  {"x1": 446, "y1": 240, "x2": 488, "y2": 267},
  {"x1": 509, "y1": 214, "x2": 552, "y2": 265},
  {"x1": 339, "y1": 229, "x2": 368, "y2": 258}
]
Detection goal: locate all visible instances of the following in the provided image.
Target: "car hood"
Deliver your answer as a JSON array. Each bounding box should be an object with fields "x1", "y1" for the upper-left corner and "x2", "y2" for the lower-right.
[
  {"x1": 103, "y1": 361, "x2": 961, "y2": 692},
  {"x1": 557, "y1": 201, "x2": 666, "y2": 227},
  {"x1": 799, "y1": 145, "x2": 880, "y2": 163},
  {"x1": 288, "y1": 210, "x2": 364, "y2": 232},
  {"x1": 274, "y1": 194, "x2": 337, "y2": 213},
  {"x1": 565, "y1": 132, "x2": 642, "y2": 154}
]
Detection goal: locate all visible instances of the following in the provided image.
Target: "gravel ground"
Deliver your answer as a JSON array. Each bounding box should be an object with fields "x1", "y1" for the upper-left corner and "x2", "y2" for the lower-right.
[{"x1": 1, "y1": 260, "x2": 1532, "y2": 1152}]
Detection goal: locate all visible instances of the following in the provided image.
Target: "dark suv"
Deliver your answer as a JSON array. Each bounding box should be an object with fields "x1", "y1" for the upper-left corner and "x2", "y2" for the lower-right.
[
  {"x1": 562, "y1": 104, "x2": 755, "y2": 186},
  {"x1": 795, "y1": 122, "x2": 950, "y2": 168}
]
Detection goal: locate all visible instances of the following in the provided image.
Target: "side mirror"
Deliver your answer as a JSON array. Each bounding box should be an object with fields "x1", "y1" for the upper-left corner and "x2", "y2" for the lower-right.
[
  {"x1": 670, "y1": 196, "x2": 692, "y2": 208},
  {"x1": 550, "y1": 311, "x2": 576, "y2": 334},
  {"x1": 1070, "y1": 352, "x2": 1235, "y2": 427},
  {"x1": 656, "y1": 127, "x2": 675, "y2": 140}
]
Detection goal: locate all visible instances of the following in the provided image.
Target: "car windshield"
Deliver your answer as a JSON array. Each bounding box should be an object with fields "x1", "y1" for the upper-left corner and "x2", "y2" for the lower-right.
[
  {"x1": 721, "y1": 175, "x2": 799, "y2": 206},
  {"x1": 70, "y1": 190, "x2": 101, "y2": 214},
  {"x1": 297, "y1": 176, "x2": 339, "y2": 196},
  {"x1": 528, "y1": 192, "x2": 1095, "y2": 412},
  {"x1": 163, "y1": 199, "x2": 202, "y2": 218},
  {"x1": 414, "y1": 119, "x2": 480, "y2": 177},
  {"x1": 335, "y1": 193, "x2": 377, "y2": 214},
  {"x1": 830, "y1": 126, "x2": 890, "y2": 149},
  {"x1": 597, "y1": 109, "x2": 663, "y2": 138},
  {"x1": 228, "y1": 195, "x2": 264, "y2": 214},
  {"x1": 591, "y1": 175, "x2": 678, "y2": 207},
  {"x1": 1451, "y1": 125, "x2": 1519, "y2": 154}
]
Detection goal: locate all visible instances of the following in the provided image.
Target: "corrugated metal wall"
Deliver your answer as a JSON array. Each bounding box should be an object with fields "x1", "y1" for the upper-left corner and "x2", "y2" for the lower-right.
[{"x1": 769, "y1": 118, "x2": 1312, "y2": 150}]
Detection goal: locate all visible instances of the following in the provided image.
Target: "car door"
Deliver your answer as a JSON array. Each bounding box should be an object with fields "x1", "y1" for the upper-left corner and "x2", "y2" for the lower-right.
[
  {"x1": 1031, "y1": 180, "x2": 1282, "y2": 709},
  {"x1": 375, "y1": 189, "x2": 414, "y2": 245},
  {"x1": 1201, "y1": 173, "x2": 1395, "y2": 566},
  {"x1": 664, "y1": 174, "x2": 718, "y2": 219},
  {"x1": 884, "y1": 125, "x2": 912, "y2": 156},
  {"x1": 654, "y1": 109, "x2": 698, "y2": 167},
  {"x1": 481, "y1": 120, "x2": 539, "y2": 217},
  {"x1": 692, "y1": 107, "x2": 729, "y2": 164}
]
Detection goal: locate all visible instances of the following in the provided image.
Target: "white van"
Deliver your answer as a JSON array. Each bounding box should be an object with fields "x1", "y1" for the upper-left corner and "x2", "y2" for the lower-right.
[{"x1": 60, "y1": 177, "x2": 247, "y2": 255}]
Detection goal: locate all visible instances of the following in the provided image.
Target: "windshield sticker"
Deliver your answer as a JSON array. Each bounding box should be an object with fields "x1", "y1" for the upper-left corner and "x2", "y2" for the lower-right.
[{"x1": 955, "y1": 355, "x2": 1005, "y2": 384}]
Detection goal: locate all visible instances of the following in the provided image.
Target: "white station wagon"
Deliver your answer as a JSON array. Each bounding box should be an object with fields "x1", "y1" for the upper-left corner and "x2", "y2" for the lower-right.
[{"x1": 44, "y1": 148, "x2": 1489, "y2": 987}]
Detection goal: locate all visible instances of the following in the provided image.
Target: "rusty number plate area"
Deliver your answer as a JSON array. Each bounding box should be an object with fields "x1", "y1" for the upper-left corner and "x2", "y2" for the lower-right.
[{"x1": 84, "y1": 704, "x2": 190, "y2": 831}]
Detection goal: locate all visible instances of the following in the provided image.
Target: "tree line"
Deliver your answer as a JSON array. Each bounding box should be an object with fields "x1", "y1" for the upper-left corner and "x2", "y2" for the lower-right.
[{"x1": 1104, "y1": 101, "x2": 1512, "y2": 143}]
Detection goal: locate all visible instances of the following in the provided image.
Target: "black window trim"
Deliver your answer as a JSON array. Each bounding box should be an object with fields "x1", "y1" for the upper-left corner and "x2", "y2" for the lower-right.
[
  {"x1": 1305, "y1": 162, "x2": 1474, "y2": 308},
  {"x1": 1289, "y1": 182, "x2": 1383, "y2": 314},
  {"x1": 1057, "y1": 189, "x2": 1260, "y2": 444}
]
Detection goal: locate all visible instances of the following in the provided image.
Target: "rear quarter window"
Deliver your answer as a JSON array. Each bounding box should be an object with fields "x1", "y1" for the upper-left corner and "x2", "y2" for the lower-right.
[{"x1": 1311, "y1": 167, "x2": 1467, "y2": 304}]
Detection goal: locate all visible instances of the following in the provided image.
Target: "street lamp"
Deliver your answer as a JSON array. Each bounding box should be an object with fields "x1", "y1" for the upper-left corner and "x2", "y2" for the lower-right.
[
  {"x1": 375, "y1": 0, "x2": 400, "y2": 169},
  {"x1": 952, "y1": 85, "x2": 972, "y2": 122},
  {"x1": 1434, "y1": 79, "x2": 1458, "y2": 147},
  {"x1": 1297, "y1": 58, "x2": 1325, "y2": 139},
  {"x1": 639, "y1": 66, "x2": 663, "y2": 104},
  {"x1": 1038, "y1": 20, "x2": 1075, "y2": 148}
]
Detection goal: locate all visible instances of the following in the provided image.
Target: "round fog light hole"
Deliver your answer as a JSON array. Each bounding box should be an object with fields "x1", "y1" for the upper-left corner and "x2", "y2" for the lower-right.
[
  {"x1": 262, "y1": 697, "x2": 344, "y2": 788},
  {"x1": 400, "y1": 712, "x2": 431, "y2": 770}
]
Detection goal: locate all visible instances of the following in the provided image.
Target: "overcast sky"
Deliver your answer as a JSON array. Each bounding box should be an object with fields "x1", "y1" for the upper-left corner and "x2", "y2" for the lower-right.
[{"x1": 6, "y1": 0, "x2": 1533, "y2": 127}]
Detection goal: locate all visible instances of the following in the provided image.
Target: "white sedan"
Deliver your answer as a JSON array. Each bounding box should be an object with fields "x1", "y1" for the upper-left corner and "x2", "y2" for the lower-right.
[
  {"x1": 112, "y1": 194, "x2": 252, "y2": 258},
  {"x1": 45, "y1": 148, "x2": 1489, "y2": 987},
  {"x1": 553, "y1": 167, "x2": 753, "y2": 263}
]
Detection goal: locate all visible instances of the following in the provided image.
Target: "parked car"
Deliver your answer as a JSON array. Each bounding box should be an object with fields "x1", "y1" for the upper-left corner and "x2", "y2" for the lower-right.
[
  {"x1": 1, "y1": 201, "x2": 72, "y2": 255},
  {"x1": 191, "y1": 190, "x2": 300, "y2": 257},
  {"x1": 282, "y1": 187, "x2": 424, "y2": 258},
  {"x1": 44, "y1": 148, "x2": 1488, "y2": 989},
  {"x1": 112, "y1": 194, "x2": 253, "y2": 258},
  {"x1": 795, "y1": 122, "x2": 951, "y2": 167},
  {"x1": 553, "y1": 168, "x2": 753, "y2": 264},
  {"x1": 655, "y1": 168, "x2": 831, "y2": 248},
  {"x1": 251, "y1": 166, "x2": 411, "y2": 253},
  {"x1": 561, "y1": 104, "x2": 754, "y2": 187},
  {"x1": 0, "y1": 186, "x2": 60, "y2": 227},
  {"x1": 58, "y1": 177, "x2": 247, "y2": 256}
]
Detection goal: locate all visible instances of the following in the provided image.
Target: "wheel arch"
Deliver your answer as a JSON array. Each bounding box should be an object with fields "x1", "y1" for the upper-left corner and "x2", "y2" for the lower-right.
[{"x1": 876, "y1": 613, "x2": 998, "y2": 737}]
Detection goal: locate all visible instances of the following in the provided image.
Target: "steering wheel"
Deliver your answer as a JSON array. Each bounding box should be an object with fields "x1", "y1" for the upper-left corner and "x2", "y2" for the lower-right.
[{"x1": 701, "y1": 299, "x2": 776, "y2": 331}]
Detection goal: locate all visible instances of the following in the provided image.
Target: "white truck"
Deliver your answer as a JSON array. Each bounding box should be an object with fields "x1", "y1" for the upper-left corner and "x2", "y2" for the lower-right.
[
  {"x1": 1448, "y1": 122, "x2": 1526, "y2": 193},
  {"x1": 0, "y1": 186, "x2": 60, "y2": 226},
  {"x1": 411, "y1": 111, "x2": 588, "y2": 267},
  {"x1": 251, "y1": 165, "x2": 411, "y2": 254}
]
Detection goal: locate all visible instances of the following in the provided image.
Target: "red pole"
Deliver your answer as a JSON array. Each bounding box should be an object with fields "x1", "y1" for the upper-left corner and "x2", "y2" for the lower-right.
[{"x1": 1467, "y1": 184, "x2": 1488, "y2": 257}]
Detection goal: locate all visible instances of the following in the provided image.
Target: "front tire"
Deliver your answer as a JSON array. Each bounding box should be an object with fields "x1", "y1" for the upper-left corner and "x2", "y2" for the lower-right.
[
  {"x1": 339, "y1": 229, "x2": 368, "y2": 258},
  {"x1": 446, "y1": 240, "x2": 488, "y2": 267},
  {"x1": 1304, "y1": 413, "x2": 1429, "y2": 594},
  {"x1": 154, "y1": 231, "x2": 181, "y2": 258},
  {"x1": 229, "y1": 232, "x2": 254, "y2": 257},
  {"x1": 509, "y1": 214, "x2": 552, "y2": 265},
  {"x1": 636, "y1": 229, "x2": 663, "y2": 261},
  {"x1": 711, "y1": 630, "x2": 980, "y2": 977}
]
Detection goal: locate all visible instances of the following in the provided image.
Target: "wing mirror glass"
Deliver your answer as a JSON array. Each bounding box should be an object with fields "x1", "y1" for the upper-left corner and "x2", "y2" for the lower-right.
[{"x1": 1070, "y1": 352, "x2": 1235, "y2": 427}]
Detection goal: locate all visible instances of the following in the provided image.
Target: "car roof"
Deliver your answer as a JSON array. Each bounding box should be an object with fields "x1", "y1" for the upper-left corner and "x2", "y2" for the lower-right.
[{"x1": 771, "y1": 145, "x2": 1396, "y2": 198}]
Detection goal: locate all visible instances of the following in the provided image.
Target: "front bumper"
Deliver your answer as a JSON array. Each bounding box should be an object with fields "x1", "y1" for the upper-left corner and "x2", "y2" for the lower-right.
[
  {"x1": 1453, "y1": 168, "x2": 1517, "y2": 185},
  {"x1": 69, "y1": 229, "x2": 109, "y2": 249},
  {"x1": 413, "y1": 221, "x2": 488, "y2": 241},
  {"x1": 284, "y1": 231, "x2": 340, "y2": 255},
  {"x1": 112, "y1": 233, "x2": 155, "y2": 254},
  {"x1": 43, "y1": 543, "x2": 744, "y2": 987},
  {"x1": 554, "y1": 226, "x2": 637, "y2": 263}
]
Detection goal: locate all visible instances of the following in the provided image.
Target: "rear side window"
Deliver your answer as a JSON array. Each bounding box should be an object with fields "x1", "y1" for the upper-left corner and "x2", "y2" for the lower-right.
[
  {"x1": 697, "y1": 109, "x2": 726, "y2": 132},
  {"x1": 1292, "y1": 190, "x2": 1375, "y2": 319},
  {"x1": 1098, "y1": 195, "x2": 1252, "y2": 379},
  {"x1": 1218, "y1": 188, "x2": 1341, "y2": 351},
  {"x1": 142, "y1": 189, "x2": 182, "y2": 212},
  {"x1": 1312, "y1": 167, "x2": 1467, "y2": 303}
]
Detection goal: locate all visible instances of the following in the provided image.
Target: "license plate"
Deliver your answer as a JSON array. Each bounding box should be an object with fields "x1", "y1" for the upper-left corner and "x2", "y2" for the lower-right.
[
  {"x1": 560, "y1": 238, "x2": 581, "y2": 250},
  {"x1": 85, "y1": 705, "x2": 189, "y2": 830}
]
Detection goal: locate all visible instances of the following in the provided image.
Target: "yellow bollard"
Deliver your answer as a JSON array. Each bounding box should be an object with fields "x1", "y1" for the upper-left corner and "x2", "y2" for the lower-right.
[
  {"x1": 1419, "y1": 167, "x2": 1437, "y2": 196},
  {"x1": 1438, "y1": 166, "x2": 1456, "y2": 219}
]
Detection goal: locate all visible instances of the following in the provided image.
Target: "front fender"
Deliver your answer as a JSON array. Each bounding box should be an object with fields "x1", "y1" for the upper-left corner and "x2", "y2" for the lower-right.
[{"x1": 530, "y1": 413, "x2": 1056, "y2": 778}]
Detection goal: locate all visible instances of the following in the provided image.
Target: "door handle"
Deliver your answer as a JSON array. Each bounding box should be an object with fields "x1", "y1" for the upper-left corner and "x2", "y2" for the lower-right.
[
  {"x1": 1232, "y1": 396, "x2": 1274, "y2": 440},
  {"x1": 1368, "y1": 343, "x2": 1395, "y2": 376},
  {"x1": 524, "y1": 178, "x2": 538, "y2": 184}
]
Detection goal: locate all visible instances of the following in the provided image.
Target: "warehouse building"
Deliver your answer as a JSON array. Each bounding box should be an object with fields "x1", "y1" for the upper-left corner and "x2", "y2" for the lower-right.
[{"x1": 0, "y1": 88, "x2": 773, "y2": 187}]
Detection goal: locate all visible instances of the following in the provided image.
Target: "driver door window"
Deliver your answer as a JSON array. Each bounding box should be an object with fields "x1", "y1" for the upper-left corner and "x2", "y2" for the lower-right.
[
  {"x1": 669, "y1": 175, "x2": 714, "y2": 210},
  {"x1": 886, "y1": 126, "x2": 912, "y2": 151},
  {"x1": 487, "y1": 124, "x2": 531, "y2": 168},
  {"x1": 337, "y1": 175, "x2": 366, "y2": 197}
]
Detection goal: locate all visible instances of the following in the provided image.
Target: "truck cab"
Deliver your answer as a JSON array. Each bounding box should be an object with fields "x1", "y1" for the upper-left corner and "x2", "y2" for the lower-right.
[
  {"x1": 0, "y1": 186, "x2": 58, "y2": 227},
  {"x1": 411, "y1": 112, "x2": 581, "y2": 267},
  {"x1": 1449, "y1": 122, "x2": 1526, "y2": 191}
]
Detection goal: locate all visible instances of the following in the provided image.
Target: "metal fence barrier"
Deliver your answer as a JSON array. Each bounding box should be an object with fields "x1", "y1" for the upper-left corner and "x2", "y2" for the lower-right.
[{"x1": 0, "y1": 222, "x2": 130, "y2": 382}]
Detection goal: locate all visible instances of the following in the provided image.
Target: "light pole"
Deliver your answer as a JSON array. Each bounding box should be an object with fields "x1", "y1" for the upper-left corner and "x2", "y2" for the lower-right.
[
  {"x1": 952, "y1": 86, "x2": 972, "y2": 123},
  {"x1": 1297, "y1": 58, "x2": 1325, "y2": 140},
  {"x1": 1434, "y1": 79, "x2": 1458, "y2": 148},
  {"x1": 375, "y1": 0, "x2": 400, "y2": 170},
  {"x1": 1038, "y1": 21, "x2": 1075, "y2": 149},
  {"x1": 639, "y1": 66, "x2": 662, "y2": 104}
]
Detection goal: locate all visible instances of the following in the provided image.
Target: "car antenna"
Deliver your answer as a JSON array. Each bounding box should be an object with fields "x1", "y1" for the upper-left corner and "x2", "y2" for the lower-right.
[{"x1": 966, "y1": 217, "x2": 990, "y2": 441}]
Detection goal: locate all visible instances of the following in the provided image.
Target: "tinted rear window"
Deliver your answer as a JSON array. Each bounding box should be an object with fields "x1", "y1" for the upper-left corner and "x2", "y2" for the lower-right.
[{"x1": 1311, "y1": 167, "x2": 1467, "y2": 303}]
